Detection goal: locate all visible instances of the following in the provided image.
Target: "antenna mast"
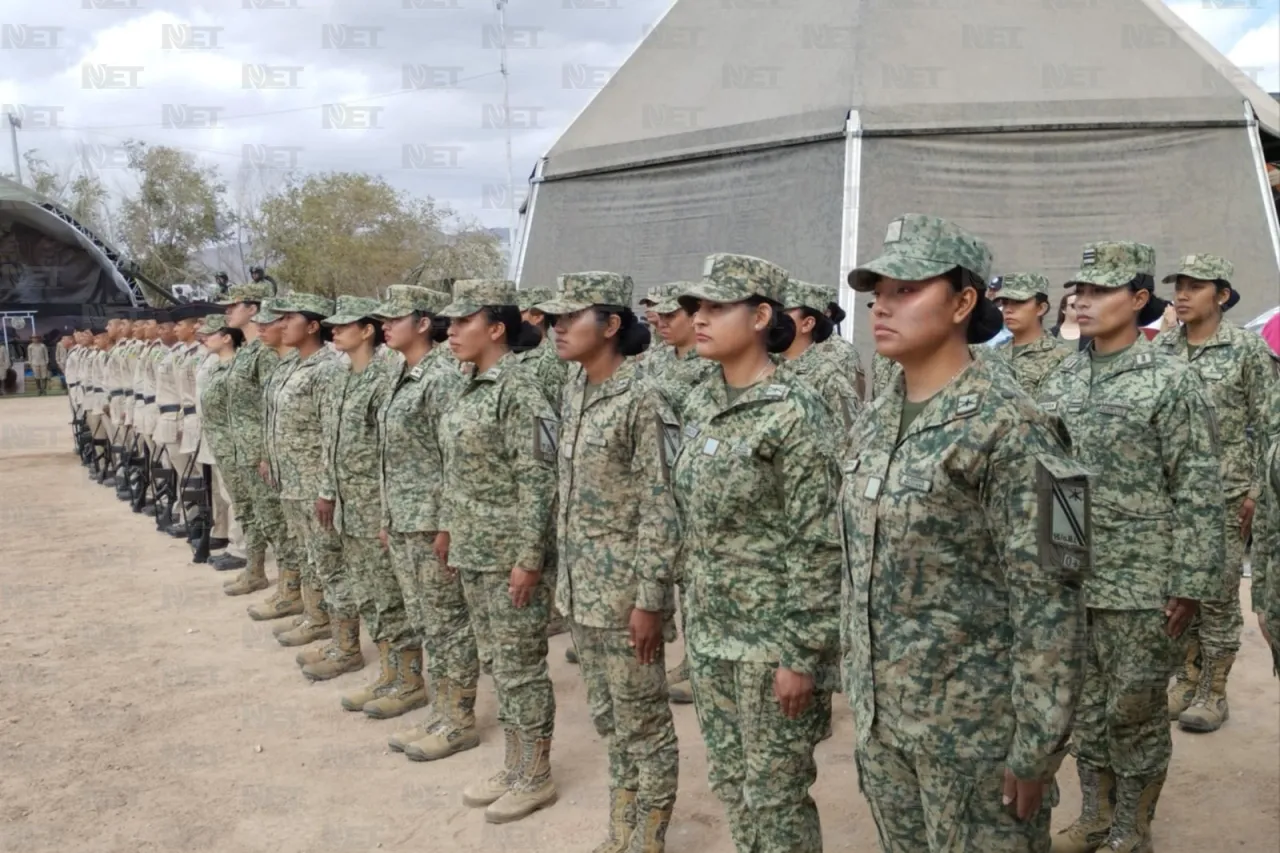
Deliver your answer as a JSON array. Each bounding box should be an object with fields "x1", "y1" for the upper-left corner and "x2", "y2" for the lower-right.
[{"x1": 496, "y1": 0, "x2": 516, "y2": 264}]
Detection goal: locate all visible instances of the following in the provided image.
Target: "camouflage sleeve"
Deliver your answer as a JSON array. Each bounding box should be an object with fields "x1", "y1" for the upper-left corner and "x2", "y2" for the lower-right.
[
  {"x1": 1253, "y1": 440, "x2": 1280, "y2": 616},
  {"x1": 1243, "y1": 343, "x2": 1279, "y2": 503},
  {"x1": 984, "y1": 427, "x2": 1086, "y2": 781},
  {"x1": 251, "y1": 346, "x2": 280, "y2": 463},
  {"x1": 502, "y1": 378, "x2": 557, "y2": 572},
  {"x1": 775, "y1": 400, "x2": 844, "y2": 675},
  {"x1": 629, "y1": 386, "x2": 679, "y2": 613},
  {"x1": 317, "y1": 367, "x2": 344, "y2": 503},
  {"x1": 1160, "y1": 372, "x2": 1227, "y2": 601}
]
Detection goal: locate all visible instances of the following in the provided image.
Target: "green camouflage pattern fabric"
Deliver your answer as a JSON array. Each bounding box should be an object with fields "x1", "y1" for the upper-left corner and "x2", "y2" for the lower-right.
[
  {"x1": 1253, "y1": 434, "x2": 1280, "y2": 674},
  {"x1": 555, "y1": 359, "x2": 679, "y2": 627},
  {"x1": 378, "y1": 349, "x2": 463, "y2": 534},
  {"x1": 387, "y1": 531, "x2": 479, "y2": 686},
  {"x1": 647, "y1": 347, "x2": 716, "y2": 421},
  {"x1": 871, "y1": 346, "x2": 1016, "y2": 401},
  {"x1": 319, "y1": 360, "x2": 392, "y2": 538},
  {"x1": 1066, "y1": 241, "x2": 1156, "y2": 289},
  {"x1": 691, "y1": 656, "x2": 826, "y2": 853},
  {"x1": 197, "y1": 359, "x2": 236, "y2": 468},
  {"x1": 996, "y1": 334, "x2": 1072, "y2": 396},
  {"x1": 1189, "y1": 496, "x2": 1248, "y2": 655},
  {"x1": 813, "y1": 335, "x2": 866, "y2": 397},
  {"x1": 517, "y1": 287, "x2": 555, "y2": 312},
  {"x1": 855, "y1": 737, "x2": 1054, "y2": 851},
  {"x1": 989, "y1": 272, "x2": 1050, "y2": 302},
  {"x1": 514, "y1": 335, "x2": 570, "y2": 409},
  {"x1": 440, "y1": 278, "x2": 518, "y2": 317},
  {"x1": 1162, "y1": 253, "x2": 1234, "y2": 284},
  {"x1": 373, "y1": 284, "x2": 450, "y2": 319},
  {"x1": 323, "y1": 295, "x2": 382, "y2": 326},
  {"x1": 652, "y1": 282, "x2": 692, "y2": 315},
  {"x1": 281, "y1": 495, "x2": 344, "y2": 598},
  {"x1": 1074, "y1": 609, "x2": 1176, "y2": 777},
  {"x1": 639, "y1": 283, "x2": 673, "y2": 307},
  {"x1": 774, "y1": 345, "x2": 863, "y2": 448},
  {"x1": 458, "y1": 567, "x2": 555, "y2": 738},
  {"x1": 217, "y1": 282, "x2": 272, "y2": 305},
  {"x1": 198, "y1": 315, "x2": 226, "y2": 335},
  {"x1": 679, "y1": 254, "x2": 789, "y2": 306},
  {"x1": 345, "y1": 533, "x2": 410, "y2": 647},
  {"x1": 438, "y1": 351, "x2": 557, "y2": 573},
  {"x1": 254, "y1": 298, "x2": 283, "y2": 324},
  {"x1": 1037, "y1": 336, "x2": 1225, "y2": 609},
  {"x1": 780, "y1": 280, "x2": 830, "y2": 315},
  {"x1": 266, "y1": 346, "x2": 344, "y2": 501},
  {"x1": 841, "y1": 356, "x2": 1086, "y2": 782},
  {"x1": 671, "y1": 368, "x2": 842, "y2": 675},
  {"x1": 272, "y1": 292, "x2": 335, "y2": 317},
  {"x1": 225, "y1": 339, "x2": 281, "y2": 465},
  {"x1": 538, "y1": 271, "x2": 634, "y2": 315},
  {"x1": 571, "y1": 623, "x2": 678, "y2": 811},
  {"x1": 849, "y1": 214, "x2": 993, "y2": 292}
]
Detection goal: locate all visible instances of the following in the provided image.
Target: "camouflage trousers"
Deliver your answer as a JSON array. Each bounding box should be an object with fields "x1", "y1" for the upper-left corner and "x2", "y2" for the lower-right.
[
  {"x1": 343, "y1": 534, "x2": 409, "y2": 647},
  {"x1": 855, "y1": 733, "x2": 1053, "y2": 852},
  {"x1": 458, "y1": 568, "x2": 555, "y2": 739},
  {"x1": 1181, "y1": 497, "x2": 1246, "y2": 656},
  {"x1": 689, "y1": 655, "x2": 825, "y2": 853},
  {"x1": 223, "y1": 463, "x2": 302, "y2": 571},
  {"x1": 387, "y1": 532, "x2": 479, "y2": 687},
  {"x1": 571, "y1": 622, "x2": 679, "y2": 811},
  {"x1": 1073, "y1": 609, "x2": 1175, "y2": 778},
  {"x1": 280, "y1": 498, "x2": 344, "y2": 607}
]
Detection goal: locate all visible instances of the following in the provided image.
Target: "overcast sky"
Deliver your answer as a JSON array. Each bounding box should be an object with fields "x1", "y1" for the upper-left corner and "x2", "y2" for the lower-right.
[{"x1": 1, "y1": 0, "x2": 1277, "y2": 253}]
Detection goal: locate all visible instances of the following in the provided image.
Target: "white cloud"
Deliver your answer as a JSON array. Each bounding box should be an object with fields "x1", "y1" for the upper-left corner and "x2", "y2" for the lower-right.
[{"x1": 1227, "y1": 13, "x2": 1280, "y2": 91}]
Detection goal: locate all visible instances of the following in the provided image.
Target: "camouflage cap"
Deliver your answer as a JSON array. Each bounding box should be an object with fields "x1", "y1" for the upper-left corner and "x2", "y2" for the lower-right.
[
  {"x1": 373, "y1": 284, "x2": 450, "y2": 319},
  {"x1": 197, "y1": 314, "x2": 227, "y2": 335},
  {"x1": 322, "y1": 295, "x2": 383, "y2": 326},
  {"x1": 781, "y1": 279, "x2": 837, "y2": 314},
  {"x1": 1066, "y1": 241, "x2": 1156, "y2": 289},
  {"x1": 517, "y1": 288, "x2": 555, "y2": 312},
  {"x1": 848, "y1": 214, "x2": 992, "y2": 292},
  {"x1": 254, "y1": 297, "x2": 284, "y2": 324},
  {"x1": 439, "y1": 279, "x2": 518, "y2": 318},
  {"x1": 271, "y1": 292, "x2": 336, "y2": 317},
  {"x1": 654, "y1": 282, "x2": 694, "y2": 314},
  {"x1": 678, "y1": 254, "x2": 790, "y2": 308},
  {"x1": 537, "y1": 272, "x2": 635, "y2": 315},
  {"x1": 989, "y1": 272, "x2": 1050, "y2": 302},
  {"x1": 638, "y1": 283, "x2": 669, "y2": 307},
  {"x1": 1162, "y1": 253, "x2": 1233, "y2": 285},
  {"x1": 216, "y1": 282, "x2": 272, "y2": 305}
]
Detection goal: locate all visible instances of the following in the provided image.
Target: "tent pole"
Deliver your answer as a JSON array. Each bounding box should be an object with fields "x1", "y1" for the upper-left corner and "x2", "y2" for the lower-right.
[
  {"x1": 6, "y1": 113, "x2": 21, "y2": 186},
  {"x1": 1244, "y1": 102, "x2": 1280, "y2": 278},
  {"x1": 838, "y1": 110, "x2": 863, "y2": 348},
  {"x1": 511, "y1": 157, "x2": 544, "y2": 285}
]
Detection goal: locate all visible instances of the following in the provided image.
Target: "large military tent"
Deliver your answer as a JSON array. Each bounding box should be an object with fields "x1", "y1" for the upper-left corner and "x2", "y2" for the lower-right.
[{"x1": 514, "y1": 0, "x2": 1280, "y2": 358}]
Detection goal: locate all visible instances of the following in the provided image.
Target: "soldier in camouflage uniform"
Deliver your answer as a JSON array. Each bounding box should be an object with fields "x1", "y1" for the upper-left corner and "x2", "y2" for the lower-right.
[
  {"x1": 637, "y1": 286, "x2": 668, "y2": 364},
  {"x1": 1039, "y1": 242, "x2": 1225, "y2": 853},
  {"x1": 989, "y1": 273, "x2": 1072, "y2": 396},
  {"x1": 671, "y1": 254, "x2": 842, "y2": 853},
  {"x1": 814, "y1": 295, "x2": 867, "y2": 400},
  {"x1": 264, "y1": 293, "x2": 355, "y2": 677},
  {"x1": 843, "y1": 214, "x2": 1088, "y2": 851},
  {"x1": 371, "y1": 287, "x2": 477, "y2": 758},
  {"x1": 777, "y1": 279, "x2": 863, "y2": 439},
  {"x1": 301, "y1": 297, "x2": 398, "y2": 686},
  {"x1": 437, "y1": 279, "x2": 559, "y2": 824},
  {"x1": 1154, "y1": 254, "x2": 1275, "y2": 733},
  {"x1": 1253, "y1": 400, "x2": 1280, "y2": 676},
  {"x1": 537, "y1": 273, "x2": 680, "y2": 853}
]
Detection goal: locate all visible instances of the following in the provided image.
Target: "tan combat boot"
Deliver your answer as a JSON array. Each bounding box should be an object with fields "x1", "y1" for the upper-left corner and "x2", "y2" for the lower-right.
[
  {"x1": 1100, "y1": 774, "x2": 1163, "y2": 853},
  {"x1": 593, "y1": 789, "x2": 637, "y2": 853},
  {"x1": 1178, "y1": 650, "x2": 1235, "y2": 733},
  {"x1": 462, "y1": 728, "x2": 521, "y2": 807},
  {"x1": 364, "y1": 648, "x2": 429, "y2": 719},
  {"x1": 301, "y1": 618, "x2": 364, "y2": 681},
  {"x1": 341, "y1": 640, "x2": 396, "y2": 712},
  {"x1": 405, "y1": 681, "x2": 480, "y2": 761},
  {"x1": 1167, "y1": 637, "x2": 1201, "y2": 720},
  {"x1": 388, "y1": 675, "x2": 444, "y2": 753},
  {"x1": 276, "y1": 585, "x2": 331, "y2": 647},
  {"x1": 627, "y1": 805, "x2": 673, "y2": 853},
  {"x1": 247, "y1": 567, "x2": 303, "y2": 621},
  {"x1": 223, "y1": 550, "x2": 270, "y2": 597},
  {"x1": 667, "y1": 655, "x2": 693, "y2": 705},
  {"x1": 273, "y1": 615, "x2": 305, "y2": 638},
  {"x1": 485, "y1": 734, "x2": 557, "y2": 824},
  {"x1": 1052, "y1": 763, "x2": 1116, "y2": 853},
  {"x1": 546, "y1": 607, "x2": 568, "y2": 637}
]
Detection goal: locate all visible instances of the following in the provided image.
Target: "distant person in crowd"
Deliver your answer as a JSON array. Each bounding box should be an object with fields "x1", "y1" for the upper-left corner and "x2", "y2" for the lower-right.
[
  {"x1": 27, "y1": 334, "x2": 50, "y2": 395},
  {"x1": 249, "y1": 266, "x2": 279, "y2": 296},
  {"x1": 213, "y1": 272, "x2": 230, "y2": 298},
  {"x1": 1049, "y1": 289, "x2": 1091, "y2": 351},
  {"x1": 0, "y1": 340, "x2": 11, "y2": 395}
]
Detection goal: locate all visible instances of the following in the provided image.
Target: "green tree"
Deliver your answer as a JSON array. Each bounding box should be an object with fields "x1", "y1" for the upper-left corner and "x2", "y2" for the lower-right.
[
  {"x1": 8, "y1": 151, "x2": 113, "y2": 237},
  {"x1": 116, "y1": 140, "x2": 226, "y2": 286}
]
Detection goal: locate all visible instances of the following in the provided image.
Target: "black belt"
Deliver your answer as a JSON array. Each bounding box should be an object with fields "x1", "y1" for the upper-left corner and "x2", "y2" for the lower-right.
[
  {"x1": 70, "y1": 382, "x2": 80, "y2": 388},
  {"x1": 132, "y1": 392, "x2": 142, "y2": 400},
  {"x1": 182, "y1": 406, "x2": 196, "y2": 415},
  {"x1": 158, "y1": 404, "x2": 180, "y2": 414},
  {"x1": 144, "y1": 395, "x2": 156, "y2": 404},
  {"x1": 109, "y1": 390, "x2": 124, "y2": 398}
]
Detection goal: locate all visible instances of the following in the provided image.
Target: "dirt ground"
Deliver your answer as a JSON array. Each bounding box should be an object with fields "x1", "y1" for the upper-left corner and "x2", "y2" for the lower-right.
[{"x1": 1, "y1": 394, "x2": 1277, "y2": 852}]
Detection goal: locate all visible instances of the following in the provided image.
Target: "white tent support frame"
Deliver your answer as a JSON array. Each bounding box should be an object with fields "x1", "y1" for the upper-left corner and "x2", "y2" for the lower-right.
[
  {"x1": 1246, "y1": 102, "x2": 1280, "y2": 277},
  {"x1": 511, "y1": 157, "x2": 545, "y2": 286},
  {"x1": 838, "y1": 110, "x2": 862, "y2": 348}
]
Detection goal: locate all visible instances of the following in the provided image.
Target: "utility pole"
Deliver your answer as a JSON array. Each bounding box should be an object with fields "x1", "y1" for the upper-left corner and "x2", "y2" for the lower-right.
[
  {"x1": 6, "y1": 113, "x2": 22, "y2": 186},
  {"x1": 496, "y1": 0, "x2": 516, "y2": 263}
]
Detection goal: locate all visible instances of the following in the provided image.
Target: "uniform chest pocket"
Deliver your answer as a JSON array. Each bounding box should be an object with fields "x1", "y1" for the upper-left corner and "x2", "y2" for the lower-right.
[{"x1": 688, "y1": 430, "x2": 774, "y2": 522}]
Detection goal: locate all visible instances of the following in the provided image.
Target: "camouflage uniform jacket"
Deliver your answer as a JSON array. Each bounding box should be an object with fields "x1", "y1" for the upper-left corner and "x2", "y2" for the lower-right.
[
  {"x1": 873, "y1": 346, "x2": 1016, "y2": 400},
  {"x1": 814, "y1": 334, "x2": 866, "y2": 397},
  {"x1": 320, "y1": 359, "x2": 392, "y2": 538},
  {"x1": 639, "y1": 338, "x2": 674, "y2": 372},
  {"x1": 1154, "y1": 320, "x2": 1276, "y2": 503},
  {"x1": 378, "y1": 349, "x2": 462, "y2": 534},
  {"x1": 997, "y1": 333, "x2": 1072, "y2": 397},
  {"x1": 261, "y1": 350, "x2": 296, "y2": 470},
  {"x1": 515, "y1": 335, "x2": 569, "y2": 409},
  {"x1": 266, "y1": 346, "x2": 343, "y2": 501},
  {"x1": 671, "y1": 368, "x2": 842, "y2": 675},
  {"x1": 199, "y1": 359, "x2": 236, "y2": 467},
  {"x1": 424, "y1": 341, "x2": 461, "y2": 373},
  {"x1": 438, "y1": 351, "x2": 557, "y2": 573},
  {"x1": 649, "y1": 347, "x2": 716, "y2": 422},
  {"x1": 555, "y1": 359, "x2": 679, "y2": 629},
  {"x1": 840, "y1": 357, "x2": 1087, "y2": 778},
  {"x1": 1254, "y1": 430, "x2": 1280, "y2": 672},
  {"x1": 775, "y1": 344, "x2": 864, "y2": 437},
  {"x1": 226, "y1": 338, "x2": 281, "y2": 466},
  {"x1": 1037, "y1": 337, "x2": 1225, "y2": 608}
]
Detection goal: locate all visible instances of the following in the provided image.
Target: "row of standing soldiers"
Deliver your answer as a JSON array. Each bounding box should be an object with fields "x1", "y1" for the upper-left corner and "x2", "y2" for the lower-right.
[{"x1": 60, "y1": 213, "x2": 1280, "y2": 853}]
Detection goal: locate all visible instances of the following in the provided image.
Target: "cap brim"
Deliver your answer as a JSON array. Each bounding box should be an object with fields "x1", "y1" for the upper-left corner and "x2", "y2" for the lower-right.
[
  {"x1": 992, "y1": 289, "x2": 1038, "y2": 302},
  {"x1": 254, "y1": 310, "x2": 281, "y2": 324},
  {"x1": 1065, "y1": 269, "x2": 1134, "y2": 289},
  {"x1": 534, "y1": 299, "x2": 588, "y2": 315},
  {"x1": 439, "y1": 300, "x2": 483, "y2": 319},
  {"x1": 371, "y1": 305, "x2": 414, "y2": 320},
  {"x1": 678, "y1": 280, "x2": 751, "y2": 304},
  {"x1": 321, "y1": 313, "x2": 369, "y2": 327},
  {"x1": 654, "y1": 297, "x2": 682, "y2": 314},
  {"x1": 847, "y1": 253, "x2": 955, "y2": 292}
]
